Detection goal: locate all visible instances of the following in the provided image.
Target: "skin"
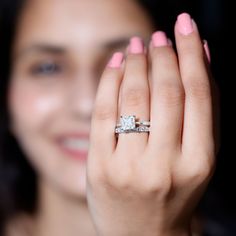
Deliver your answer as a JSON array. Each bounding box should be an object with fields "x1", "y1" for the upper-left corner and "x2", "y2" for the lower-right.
[
  {"x1": 7, "y1": 0, "x2": 215, "y2": 235},
  {"x1": 87, "y1": 18, "x2": 215, "y2": 236},
  {"x1": 8, "y1": 0, "x2": 154, "y2": 235}
]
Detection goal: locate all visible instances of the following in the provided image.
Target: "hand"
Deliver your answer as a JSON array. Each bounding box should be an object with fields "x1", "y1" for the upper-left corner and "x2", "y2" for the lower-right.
[{"x1": 87, "y1": 13, "x2": 216, "y2": 236}]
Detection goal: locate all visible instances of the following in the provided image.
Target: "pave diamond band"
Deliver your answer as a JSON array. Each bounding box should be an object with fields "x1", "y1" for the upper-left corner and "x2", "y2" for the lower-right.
[
  {"x1": 115, "y1": 115, "x2": 150, "y2": 134},
  {"x1": 115, "y1": 126, "x2": 150, "y2": 134}
]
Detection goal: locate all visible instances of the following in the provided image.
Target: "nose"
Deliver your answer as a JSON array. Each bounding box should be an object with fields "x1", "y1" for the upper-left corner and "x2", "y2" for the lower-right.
[{"x1": 68, "y1": 72, "x2": 96, "y2": 122}]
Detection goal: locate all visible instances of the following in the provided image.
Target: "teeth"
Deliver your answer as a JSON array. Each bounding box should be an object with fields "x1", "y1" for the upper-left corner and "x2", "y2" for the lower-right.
[{"x1": 61, "y1": 139, "x2": 89, "y2": 151}]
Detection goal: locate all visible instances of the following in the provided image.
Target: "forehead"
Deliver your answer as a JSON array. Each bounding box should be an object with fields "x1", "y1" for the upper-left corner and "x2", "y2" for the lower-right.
[{"x1": 14, "y1": 0, "x2": 154, "y2": 54}]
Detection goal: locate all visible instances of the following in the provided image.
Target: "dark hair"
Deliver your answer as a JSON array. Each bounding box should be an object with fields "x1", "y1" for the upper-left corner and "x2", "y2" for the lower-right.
[{"x1": 0, "y1": 0, "x2": 38, "y2": 233}]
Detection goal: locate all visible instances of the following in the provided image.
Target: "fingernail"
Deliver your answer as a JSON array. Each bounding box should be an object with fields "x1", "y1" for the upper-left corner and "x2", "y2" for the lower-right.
[
  {"x1": 177, "y1": 13, "x2": 194, "y2": 35},
  {"x1": 129, "y1": 37, "x2": 144, "y2": 54},
  {"x1": 107, "y1": 52, "x2": 124, "y2": 68},
  {"x1": 152, "y1": 31, "x2": 168, "y2": 47},
  {"x1": 203, "y1": 40, "x2": 211, "y2": 63}
]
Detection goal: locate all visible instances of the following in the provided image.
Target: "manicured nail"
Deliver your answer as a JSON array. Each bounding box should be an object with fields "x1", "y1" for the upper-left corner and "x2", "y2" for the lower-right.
[
  {"x1": 152, "y1": 31, "x2": 168, "y2": 47},
  {"x1": 177, "y1": 13, "x2": 194, "y2": 35},
  {"x1": 203, "y1": 40, "x2": 211, "y2": 63},
  {"x1": 129, "y1": 37, "x2": 144, "y2": 54},
  {"x1": 107, "y1": 52, "x2": 124, "y2": 68}
]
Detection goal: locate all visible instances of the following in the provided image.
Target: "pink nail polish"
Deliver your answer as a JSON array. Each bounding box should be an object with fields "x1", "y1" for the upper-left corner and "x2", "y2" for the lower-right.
[
  {"x1": 152, "y1": 31, "x2": 168, "y2": 47},
  {"x1": 107, "y1": 52, "x2": 124, "y2": 68},
  {"x1": 177, "y1": 13, "x2": 194, "y2": 35},
  {"x1": 129, "y1": 37, "x2": 144, "y2": 54},
  {"x1": 203, "y1": 40, "x2": 211, "y2": 63}
]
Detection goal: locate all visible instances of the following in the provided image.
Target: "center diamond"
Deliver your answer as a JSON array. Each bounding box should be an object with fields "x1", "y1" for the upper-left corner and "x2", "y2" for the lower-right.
[{"x1": 120, "y1": 115, "x2": 136, "y2": 131}]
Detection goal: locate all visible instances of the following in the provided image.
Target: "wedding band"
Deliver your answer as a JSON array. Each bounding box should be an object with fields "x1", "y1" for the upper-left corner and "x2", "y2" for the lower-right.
[{"x1": 115, "y1": 126, "x2": 150, "y2": 134}]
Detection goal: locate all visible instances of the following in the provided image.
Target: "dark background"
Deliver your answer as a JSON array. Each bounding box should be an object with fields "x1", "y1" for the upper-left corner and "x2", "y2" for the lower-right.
[{"x1": 159, "y1": 0, "x2": 235, "y2": 235}]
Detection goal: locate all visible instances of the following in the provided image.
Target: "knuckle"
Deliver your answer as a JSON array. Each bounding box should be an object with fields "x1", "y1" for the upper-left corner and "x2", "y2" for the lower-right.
[
  {"x1": 146, "y1": 181, "x2": 168, "y2": 195},
  {"x1": 110, "y1": 177, "x2": 131, "y2": 191},
  {"x1": 180, "y1": 43, "x2": 204, "y2": 59},
  {"x1": 157, "y1": 82, "x2": 184, "y2": 106},
  {"x1": 185, "y1": 158, "x2": 215, "y2": 183},
  {"x1": 152, "y1": 47, "x2": 176, "y2": 62},
  {"x1": 139, "y1": 173, "x2": 173, "y2": 197},
  {"x1": 93, "y1": 104, "x2": 115, "y2": 121},
  {"x1": 127, "y1": 54, "x2": 146, "y2": 65},
  {"x1": 185, "y1": 80, "x2": 210, "y2": 100},
  {"x1": 105, "y1": 161, "x2": 135, "y2": 190},
  {"x1": 87, "y1": 164, "x2": 106, "y2": 188},
  {"x1": 122, "y1": 87, "x2": 147, "y2": 107},
  {"x1": 107, "y1": 171, "x2": 133, "y2": 192},
  {"x1": 102, "y1": 68, "x2": 120, "y2": 80}
]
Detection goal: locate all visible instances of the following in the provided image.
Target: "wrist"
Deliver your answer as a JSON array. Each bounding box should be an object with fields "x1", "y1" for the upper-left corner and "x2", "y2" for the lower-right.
[
  {"x1": 97, "y1": 228, "x2": 192, "y2": 236},
  {"x1": 156, "y1": 227, "x2": 192, "y2": 236}
]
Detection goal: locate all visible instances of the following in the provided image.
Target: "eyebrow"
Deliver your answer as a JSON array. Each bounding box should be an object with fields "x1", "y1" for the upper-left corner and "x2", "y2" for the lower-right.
[
  {"x1": 15, "y1": 44, "x2": 66, "y2": 59},
  {"x1": 104, "y1": 37, "x2": 130, "y2": 50},
  {"x1": 15, "y1": 35, "x2": 150, "y2": 60},
  {"x1": 104, "y1": 36, "x2": 150, "y2": 50}
]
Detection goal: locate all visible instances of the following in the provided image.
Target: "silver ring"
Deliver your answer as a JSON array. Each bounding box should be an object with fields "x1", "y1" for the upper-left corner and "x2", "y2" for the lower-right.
[
  {"x1": 115, "y1": 126, "x2": 150, "y2": 134},
  {"x1": 116, "y1": 120, "x2": 150, "y2": 127},
  {"x1": 115, "y1": 115, "x2": 150, "y2": 134}
]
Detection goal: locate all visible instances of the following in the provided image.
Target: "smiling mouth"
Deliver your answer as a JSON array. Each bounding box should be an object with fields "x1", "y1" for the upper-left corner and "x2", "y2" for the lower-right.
[
  {"x1": 62, "y1": 138, "x2": 90, "y2": 151},
  {"x1": 56, "y1": 135, "x2": 90, "y2": 161}
]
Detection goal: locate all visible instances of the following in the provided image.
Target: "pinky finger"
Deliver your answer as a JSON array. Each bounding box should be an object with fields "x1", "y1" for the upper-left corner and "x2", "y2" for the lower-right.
[{"x1": 89, "y1": 52, "x2": 124, "y2": 158}]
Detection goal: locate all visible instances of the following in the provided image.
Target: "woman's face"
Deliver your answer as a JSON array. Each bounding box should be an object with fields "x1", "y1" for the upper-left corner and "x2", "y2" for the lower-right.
[{"x1": 9, "y1": 0, "x2": 154, "y2": 198}]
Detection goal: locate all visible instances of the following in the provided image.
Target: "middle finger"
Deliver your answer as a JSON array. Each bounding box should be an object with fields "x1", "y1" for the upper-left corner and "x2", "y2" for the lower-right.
[{"x1": 148, "y1": 31, "x2": 184, "y2": 151}]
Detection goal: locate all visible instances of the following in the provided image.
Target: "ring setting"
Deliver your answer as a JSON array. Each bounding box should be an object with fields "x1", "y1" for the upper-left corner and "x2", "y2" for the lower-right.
[{"x1": 115, "y1": 115, "x2": 150, "y2": 134}]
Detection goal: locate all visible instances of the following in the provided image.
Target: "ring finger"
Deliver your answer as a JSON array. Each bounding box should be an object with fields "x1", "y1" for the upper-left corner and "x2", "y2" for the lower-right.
[{"x1": 117, "y1": 37, "x2": 150, "y2": 151}]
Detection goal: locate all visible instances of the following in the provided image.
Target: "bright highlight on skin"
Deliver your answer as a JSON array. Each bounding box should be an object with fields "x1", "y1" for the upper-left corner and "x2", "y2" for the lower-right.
[
  {"x1": 108, "y1": 52, "x2": 124, "y2": 68},
  {"x1": 152, "y1": 31, "x2": 168, "y2": 47},
  {"x1": 129, "y1": 37, "x2": 144, "y2": 54},
  {"x1": 203, "y1": 40, "x2": 211, "y2": 63},
  {"x1": 177, "y1": 12, "x2": 194, "y2": 35}
]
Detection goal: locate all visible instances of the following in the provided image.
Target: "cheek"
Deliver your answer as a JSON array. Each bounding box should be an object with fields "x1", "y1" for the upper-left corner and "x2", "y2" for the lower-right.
[
  {"x1": 8, "y1": 81, "x2": 62, "y2": 138},
  {"x1": 8, "y1": 81, "x2": 87, "y2": 197}
]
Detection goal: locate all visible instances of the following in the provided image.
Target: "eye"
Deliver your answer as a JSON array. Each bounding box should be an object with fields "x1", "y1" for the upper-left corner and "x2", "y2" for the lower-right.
[{"x1": 31, "y1": 61, "x2": 63, "y2": 76}]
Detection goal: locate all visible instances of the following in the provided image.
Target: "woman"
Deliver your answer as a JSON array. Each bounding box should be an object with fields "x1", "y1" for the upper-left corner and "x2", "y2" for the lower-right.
[{"x1": 0, "y1": 0, "x2": 216, "y2": 235}]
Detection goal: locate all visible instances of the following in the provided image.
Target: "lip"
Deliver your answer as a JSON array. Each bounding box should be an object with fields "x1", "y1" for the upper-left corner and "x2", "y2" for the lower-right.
[{"x1": 56, "y1": 132, "x2": 90, "y2": 162}]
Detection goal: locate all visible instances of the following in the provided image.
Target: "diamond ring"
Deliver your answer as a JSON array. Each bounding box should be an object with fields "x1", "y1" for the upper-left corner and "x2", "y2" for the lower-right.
[{"x1": 115, "y1": 115, "x2": 150, "y2": 134}]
